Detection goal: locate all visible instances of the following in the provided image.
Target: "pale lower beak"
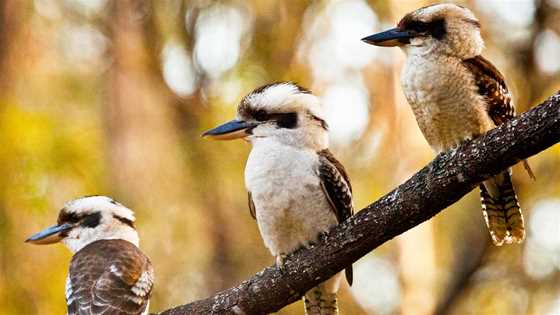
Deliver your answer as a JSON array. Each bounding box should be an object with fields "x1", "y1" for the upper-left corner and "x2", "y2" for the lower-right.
[
  {"x1": 25, "y1": 223, "x2": 73, "y2": 245},
  {"x1": 202, "y1": 120, "x2": 258, "y2": 140},
  {"x1": 362, "y1": 28, "x2": 414, "y2": 47}
]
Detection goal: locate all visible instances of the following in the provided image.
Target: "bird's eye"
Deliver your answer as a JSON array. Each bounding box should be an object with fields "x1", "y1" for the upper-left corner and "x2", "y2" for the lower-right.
[
  {"x1": 81, "y1": 212, "x2": 102, "y2": 228},
  {"x1": 276, "y1": 113, "x2": 298, "y2": 129},
  {"x1": 406, "y1": 19, "x2": 446, "y2": 39},
  {"x1": 409, "y1": 21, "x2": 429, "y2": 32},
  {"x1": 254, "y1": 110, "x2": 268, "y2": 121}
]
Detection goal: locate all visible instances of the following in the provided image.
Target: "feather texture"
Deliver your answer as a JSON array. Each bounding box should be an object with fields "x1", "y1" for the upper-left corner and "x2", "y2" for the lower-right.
[
  {"x1": 480, "y1": 171, "x2": 525, "y2": 245},
  {"x1": 304, "y1": 285, "x2": 339, "y2": 315},
  {"x1": 464, "y1": 55, "x2": 528, "y2": 245},
  {"x1": 463, "y1": 55, "x2": 535, "y2": 179},
  {"x1": 67, "y1": 239, "x2": 153, "y2": 315},
  {"x1": 317, "y1": 149, "x2": 354, "y2": 286}
]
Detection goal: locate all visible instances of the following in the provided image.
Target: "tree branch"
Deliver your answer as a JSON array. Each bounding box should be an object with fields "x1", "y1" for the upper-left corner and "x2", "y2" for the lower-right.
[{"x1": 158, "y1": 92, "x2": 560, "y2": 315}]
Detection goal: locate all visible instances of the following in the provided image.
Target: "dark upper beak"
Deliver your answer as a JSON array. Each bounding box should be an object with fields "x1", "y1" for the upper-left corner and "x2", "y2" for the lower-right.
[
  {"x1": 202, "y1": 119, "x2": 259, "y2": 140},
  {"x1": 25, "y1": 223, "x2": 73, "y2": 245},
  {"x1": 362, "y1": 27, "x2": 414, "y2": 47}
]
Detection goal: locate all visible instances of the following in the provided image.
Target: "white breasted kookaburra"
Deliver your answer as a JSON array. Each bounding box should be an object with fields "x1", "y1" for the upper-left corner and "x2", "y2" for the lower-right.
[
  {"x1": 26, "y1": 196, "x2": 154, "y2": 315},
  {"x1": 362, "y1": 3, "x2": 535, "y2": 246},
  {"x1": 203, "y1": 82, "x2": 353, "y2": 315}
]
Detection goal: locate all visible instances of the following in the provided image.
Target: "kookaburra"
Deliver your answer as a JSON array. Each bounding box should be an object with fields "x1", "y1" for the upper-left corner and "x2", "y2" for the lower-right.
[
  {"x1": 203, "y1": 82, "x2": 353, "y2": 314},
  {"x1": 362, "y1": 3, "x2": 534, "y2": 245},
  {"x1": 26, "y1": 196, "x2": 154, "y2": 315}
]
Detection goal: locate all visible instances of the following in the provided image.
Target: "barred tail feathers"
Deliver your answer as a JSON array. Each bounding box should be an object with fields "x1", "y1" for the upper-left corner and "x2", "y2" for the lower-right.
[
  {"x1": 304, "y1": 287, "x2": 338, "y2": 315},
  {"x1": 304, "y1": 273, "x2": 342, "y2": 315},
  {"x1": 480, "y1": 171, "x2": 525, "y2": 246}
]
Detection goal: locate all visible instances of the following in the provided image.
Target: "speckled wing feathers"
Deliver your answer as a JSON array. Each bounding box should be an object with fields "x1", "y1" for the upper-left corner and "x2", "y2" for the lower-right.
[
  {"x1": 67, "y1": 239, "x2": 153, "y2": 315},
  {"x1": 317, "y1": 149, "x2": 354, "y2": 285},
  {"x1": 464, "y1": 55, "x2": 535, "y2": 180},
  {"x1": 317, "y1": 149, "x2": 354, "y2": 223},
  {"x1": 463, "y1": 55, "x2": 514, "y2": 124}
]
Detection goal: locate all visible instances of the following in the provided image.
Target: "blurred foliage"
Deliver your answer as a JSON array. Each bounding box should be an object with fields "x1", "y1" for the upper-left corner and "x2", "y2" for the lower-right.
[{"x1": 0, "y1": 0, "x2": 560, "y2": 314}]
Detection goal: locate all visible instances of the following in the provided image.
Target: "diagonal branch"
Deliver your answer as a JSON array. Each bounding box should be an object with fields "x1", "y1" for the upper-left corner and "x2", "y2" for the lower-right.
[{"x1": 158, "y1": 92, "x2": 560, "y2": 315}]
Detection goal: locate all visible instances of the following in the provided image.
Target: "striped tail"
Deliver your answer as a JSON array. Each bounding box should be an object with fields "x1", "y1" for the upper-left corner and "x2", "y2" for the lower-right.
[
  {"x1": 304, "y1": 285, "x2": 338, "y2": 315},
  {"x1": 479, "y1": 170, "x2": 525, "y2": 246}
]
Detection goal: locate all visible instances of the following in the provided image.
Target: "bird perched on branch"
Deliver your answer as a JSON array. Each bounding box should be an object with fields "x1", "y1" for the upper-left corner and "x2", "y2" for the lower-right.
[
  {"x1": 26, "y1": 196, "x2": 154, "y2": 315},
  {"x1": 203, "y1": 82, "x2": 353, "y2": 314},
  {"x1": 362, "y1": 3, "x2": 534, "y2": 246}
]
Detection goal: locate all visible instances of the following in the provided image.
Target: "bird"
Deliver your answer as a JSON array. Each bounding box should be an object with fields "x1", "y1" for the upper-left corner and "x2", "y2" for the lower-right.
[
  {"x1": 362, "y1": 3, "x2": 535, "y2": 246},
  {"x1": 203, "y1": 82, "x2": 353, "y2": 315},
  {"x1": 26, "y1": 196, "x2": 154, "y2": 315}
]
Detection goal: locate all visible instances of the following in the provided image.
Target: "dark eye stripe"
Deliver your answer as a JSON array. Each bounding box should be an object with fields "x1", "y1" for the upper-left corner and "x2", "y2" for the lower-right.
[
  {"x1": 403, "y1": 18, "x2": 446, "y2": 40},
  {"x1": 81, "y1": 212, "x2": 102, "y2": 228},
  {"x1": 254, "y1": 110, "x2": 269, "y2": 121},
  {"x1": 114, "y1": 215, "x2": 135, "y2": 228},
  {"x1": 271, "y1": 112, "x2": 298, "y2": 129},
  {"x1": 250, "y1": 110, "x2": 299, "y2": 129},
  {"x1": 408, "y1": 20, "x2": 429, "y2": 32}
]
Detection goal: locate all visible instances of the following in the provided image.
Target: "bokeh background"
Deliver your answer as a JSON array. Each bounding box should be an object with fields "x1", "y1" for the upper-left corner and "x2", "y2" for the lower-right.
[{"x1": 0, "y1": 0, "x2": 559, "y2": 314}]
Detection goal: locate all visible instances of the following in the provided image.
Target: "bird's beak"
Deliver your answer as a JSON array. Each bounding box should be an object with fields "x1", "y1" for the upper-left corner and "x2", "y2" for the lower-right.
[
  {"x1": 25, "y1": 223, "x2": 73, "y2": 245},
  {"x1": 202, "y1": 119, "x2": 258, "y2": 140},
  {"x1": 362, "y1": 28, "x2": 413, "y2": 47}
]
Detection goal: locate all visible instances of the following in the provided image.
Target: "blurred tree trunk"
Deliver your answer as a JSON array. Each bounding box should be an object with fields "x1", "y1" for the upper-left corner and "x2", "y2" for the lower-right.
[
  {"x1": 0, "y1": 1, "x2": 43, "y2": 314},
  {"x1": 515, "y1": 0, "x2": 556, "y2": 107},
  {"x1": 149, "y1": 0, "x2": 241, "y2": 293},
  {"x1": 0, "y1": 0, "x2": 22, "y2": 92},
  {"x1": 0, "y1": 0, "x2": 18, "y2": 269},
  {"x1": 105, "y1": 0, "x2": 217, "y2": 306},
  {"x1": 0, "y1": 1, "x2": 29, "y2": 313},
  {"x1": 252, "y1": 1, "x2": 308, "y2": 80},
  {"x1": 106, "y1": 0, "x2": 190, "y2": 204}
]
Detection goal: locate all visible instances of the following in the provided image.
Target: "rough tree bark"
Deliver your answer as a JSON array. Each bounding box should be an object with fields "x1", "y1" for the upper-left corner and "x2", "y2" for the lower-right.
[{"x1": 158, "y1": 92, "x2": 560, "y2": 315}]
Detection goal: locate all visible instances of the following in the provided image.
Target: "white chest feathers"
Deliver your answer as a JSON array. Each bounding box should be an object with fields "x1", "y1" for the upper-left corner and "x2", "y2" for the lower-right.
[
  {"x1": 245, "y1": 140, "x2": 337, "y2": 257},
  {"x1": 401, "y1": 55, "x2": 495, "y2": 152}
]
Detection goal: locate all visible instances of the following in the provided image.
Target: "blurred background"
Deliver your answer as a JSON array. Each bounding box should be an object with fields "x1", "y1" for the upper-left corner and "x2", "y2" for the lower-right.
[{"x1": 0, "y1": 0, "x2": 559, "y2": 314}]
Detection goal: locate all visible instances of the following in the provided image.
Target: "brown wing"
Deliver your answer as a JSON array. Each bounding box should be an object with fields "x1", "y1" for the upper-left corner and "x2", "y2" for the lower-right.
[
  {"x1": 463, "y1": 55, "x2": 535, "y2": 179},
  {"x1": 248, "y1": 192, "x2": 256, "y2": 220},
  {"x1": 317, "y1": 149, "x2": 353, "y2": 223},
  {"x1": 68, "y1": 240, "x2": 154, "y2": 315},
  {"x1": 463, "y1": 55, "x2": 514, "y2": 125},
  {"x1": 317, "y1": 149, "x2": 354, "y2": 285}
]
